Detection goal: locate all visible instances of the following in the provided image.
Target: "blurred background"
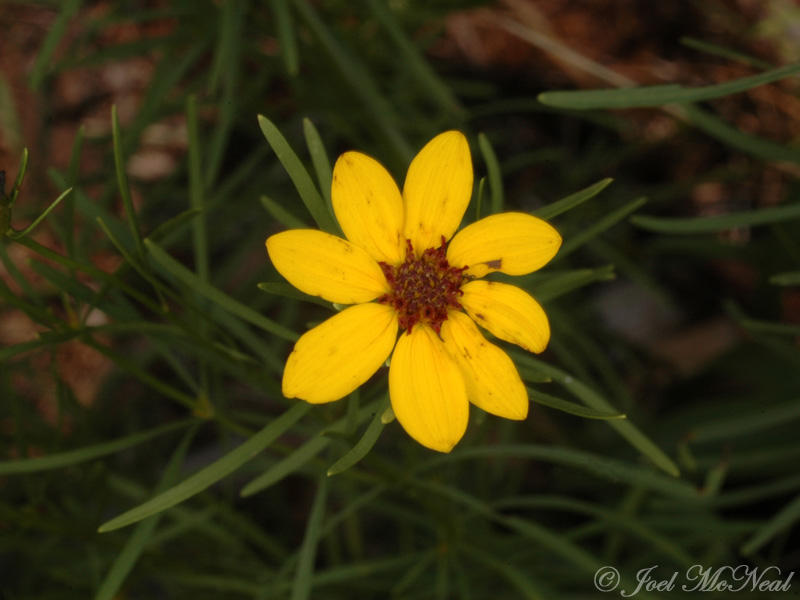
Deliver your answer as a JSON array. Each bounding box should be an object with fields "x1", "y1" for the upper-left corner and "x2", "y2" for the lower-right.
[{"x1": 2, "y1": 1, "x2": 800, "y2": 598}]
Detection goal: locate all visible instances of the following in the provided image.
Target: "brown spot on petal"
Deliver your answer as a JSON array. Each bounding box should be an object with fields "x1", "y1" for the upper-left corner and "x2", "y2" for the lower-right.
[{"x1": 485, "y1": 258, "x2": 502, "y2": 269}]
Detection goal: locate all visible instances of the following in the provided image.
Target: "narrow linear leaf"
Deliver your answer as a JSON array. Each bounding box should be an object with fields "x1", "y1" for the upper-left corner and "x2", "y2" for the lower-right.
[
  {"x1": 557, "y1": 197, "x2": 647, "y2": 259},
  {"x1": 292, "y1": 0, "x2": 412, "y2": 162},
  {"x1": 684, "y1": 104, "x2": 800, "y2": 164},
  {"x1": 271, "y1": 0, "x2": 299, "y2": 76},
  {"x1": 423, "y1": 444, "x2": 692, "y2": 498},
  {"x1": 241, "y1": 436, "x2": 329, "y2": 497},
  {"x1": 679, "y1": 37, "x2": 773, "y2": 70},
  {"x1": 0, "y1": 419, "x2": 192, "y2": 475},
  {"x1": 94, "y1": 427, "x2": 197, "y2": 600},
  {"x1": 302, "y1": 119, "x2": 333, "y2": 210},
  {"x1": 631, "y1": 201, "x2": 800, "y2": 234},
  {"x1": 7, "y1": 187, "x2": 72, "y2": 239},
  {"x1": 28, "y1": 0, "x2": 82, "y2": 89},
  {"x1": 691, "y1": 399, "x2": 800, "y2": 443},
  {"x1": 242, "y1": 397, "x2": 381, "y2": 496},
  {"x1": 257, "y1": 281, "x2": 329, "y2": 308},
  {"x1": 531, "y1": 389, "x2": 626, "y2": 420},
  {"x1": 257, "y1": 114, "x2": 338, "y2": 233},
  {"x1": 367, "y1": 0, "x2": 462, "y2": 115},
  {"x1": 186, "y1": 95, "x2": 209, "y2": 283},
  {"x1": 538, "y1": 62, "x2": 800, "y2": 109},
  {"x1": 512, "y1": 354, "x2": 680, "y2": 477},
  {"x1": 741, "y1": 493, "x2": 800, "y2": 555},
  {"x1": 530, "y1": 265, "x2": 616, "y2": 303},
  {"x1": 111, "y1": 105, "x2": 144, "y2": 257},
  {"x1": 145, "y1": 238, "x2": 297, "y2": 342},
  {"x1": 770, "y1": 271, "x2": 800, "y2": 286},
  {"x1": 534, "y1": 178, "x2": 613, "y2": 220},
  {"x1": 478, "y1": 133, "x2": 503, "y2": 214},
  {"x1": 98, "y1": 403, "x2": 310, "y2": 532},
  {"x1": 260, "y1": 194, "x2": 307, "y2": 229},
  {"x1": 461, "y1": 545, "x2": 545, "y2": 600},
  {"x1": 292, "y1": 476, "x2": 328, "y2": 600},
  {"x1": 327, "y1": 401, "x2": 388, "y2": 476}
]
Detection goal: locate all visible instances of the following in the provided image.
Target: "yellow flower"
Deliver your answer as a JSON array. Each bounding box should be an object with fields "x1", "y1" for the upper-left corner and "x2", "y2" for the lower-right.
[{"x1": 266, "y1": 131, "x2": 561, "y2": 452}]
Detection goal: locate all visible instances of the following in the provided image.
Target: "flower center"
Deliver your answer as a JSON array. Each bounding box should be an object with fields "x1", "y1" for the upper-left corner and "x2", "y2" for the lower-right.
[{"x1": 378, "y1": 237, "x2": 468, "y2": 334}]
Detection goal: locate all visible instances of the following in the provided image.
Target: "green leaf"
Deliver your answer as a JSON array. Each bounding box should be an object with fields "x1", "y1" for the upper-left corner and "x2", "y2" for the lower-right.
[
  {"x1": 260, "y1": 194, "x2": 307, "y2": 229},
  {"x1": 741, "y1": 492, "x2": 800, "y2": 555},
  {"x1": 770, "y1": 271, "x2": 800, "y2": 286},
  {"x1": 257, "y1": 281, "x2": 330, "y2": 308},
  {"x1": 533, "y1": 178, "x2": 613, "y2": 220},
  {"x1": 531, "y1": 390, "x2": 626, "y2": 420},
  {"x1": 292, "y1": 0, "x2": 412, "y2": 162},
  {"x1": 530, "y1": 265, "x2": 616, "y2": 303},
  {"x1": 0, "y1": 420, "x2": 193, "y2": 475},
  {"x1": 327, "y1": 399, "x2": 388, "y2": 476},
  {"x1": 423, "y1": 444, "x2": 693, "y2": 498},
  {"x1": 98, "y1": 403, "x2": 310, "y2": 532},
  {"x1": 690, "y1": 399, "x2": 800, "y2": 443},
  {"x1": 302, "y1": 119, "x2": 333, "y2": 211},
  {"x1": 111, "y1": 105, "x2": 144, "y2": 257},
  {"x1": 145, "y1": 238, "x2": 298, "y2": 342},
  {"x1": 257, "y1": 114, "x2": 339, "y2": 233},
  {"x1": 512, "y1": 354, "x2": 680, "y2": 477},
  {"x1": 292, "y1": 475, "x2": 328, "y2": 600},
  {"x1": 7, "y1": 187, "x2": 72, "y2": 240},
  {"x1": 679, "y1": 37, "x2": 773, "y2": 70},
  {"x1": 94, "y1": 426, "x2": 197, "y2": 600},
  {"x1": 632, "y1": 201, "x2": 800, "y2": 234},
  {"x1": 186, "y1": 95, "x2": 209, "y2": 283},
  {"x1": 240, "y1": 436, "x2": 329, "y2": 498},
  {"x1": 28, "y1": 0, "x2": 82, "y2": 89},
  {"x1": 538, "y1": 62, "x2": 800, "y2": 109},
  {"x1": 478, "y1": 133, "x2": 503, "y2": 214},
  {"x1": 557, "y1": 197, "x2": 647, "y2": 259},
  {"x1": 271, "y1": 0, "x2": 299, "y2": 76},
  {"x1": 684, "y1": 104, "x2": 800, "y2": 164}
]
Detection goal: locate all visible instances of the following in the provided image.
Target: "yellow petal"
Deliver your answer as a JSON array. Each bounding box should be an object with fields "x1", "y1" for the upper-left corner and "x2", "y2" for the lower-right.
[
  {"x1": 460, "y1": 280, "x2": 550, "y2": 353},
  {"x1": 441, "y1": 311, "x2": 528, "y2": 420},
  {"x1": 266, "y1": 229, "x2": 388, "y2": 304},
  {"x1": 283, "y1": 303, "x2": 398, "y2": 403},
  {"x1": 447, "y1": 212, "x2": 562, "y2": 278},
  {"x1": 389, "y1": 324, "x2": 468, "y2": 452},
  {"x1": 332, "y1": 151, "x2": 405, "y2": 264},
  {"x1": 403, "y1": 131, "x2": 473, "y2": 252}
]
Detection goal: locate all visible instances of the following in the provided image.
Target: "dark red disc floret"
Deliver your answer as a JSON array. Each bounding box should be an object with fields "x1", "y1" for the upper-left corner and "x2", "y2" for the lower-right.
[{"x1": 378, "y1": 237, "x2": 468, "y2": 335}]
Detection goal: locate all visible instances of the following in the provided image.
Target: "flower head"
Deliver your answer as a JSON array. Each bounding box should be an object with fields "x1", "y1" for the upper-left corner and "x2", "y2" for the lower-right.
[{"x1": 266, "y1": 131, "x2": 561, "y2": 452}]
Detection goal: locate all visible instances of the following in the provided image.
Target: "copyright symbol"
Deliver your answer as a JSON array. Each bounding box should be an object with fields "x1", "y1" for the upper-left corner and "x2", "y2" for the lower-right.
[{"x1": 595, "y1": 566, "x2": 620, "y2": 592}]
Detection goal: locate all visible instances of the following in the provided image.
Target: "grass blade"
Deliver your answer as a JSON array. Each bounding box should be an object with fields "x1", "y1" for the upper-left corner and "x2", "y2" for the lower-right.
[{"x1": 98, "y1": 403, "x2": 310, "y2": 532}]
